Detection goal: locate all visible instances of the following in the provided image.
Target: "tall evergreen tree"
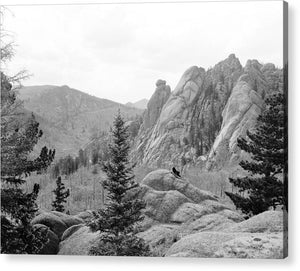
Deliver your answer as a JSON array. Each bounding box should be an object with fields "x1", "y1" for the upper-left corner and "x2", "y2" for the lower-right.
[
  {"x1": 1, "y1": 73, "x2": 55, "y2": 253},
  {"x1": 1, "y1": 21, "x2": 55, "y2": 253},
  {"x1": 89, "y1": 111, "x2": 150, "y2": 256},
  {"x1": 225, "y1": 91, "x2": 286, "y2": 216},
  {"x1": 51, "y1": 176, "x2": 70, "y2": 212}
]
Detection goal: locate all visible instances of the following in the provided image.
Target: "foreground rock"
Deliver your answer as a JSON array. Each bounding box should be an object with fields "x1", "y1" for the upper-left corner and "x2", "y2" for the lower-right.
[
  {"x1": 59, "y1": 226, "x2": 99, "y2": 255},
  {"x1": 56, "y1": 169, "x2": 285, "y2": 258},
  {"x1": 33, "y1": 224, "x2": 60, "y2": 254},
  {"x1": 165, "y1": 231, "x2": 283, "y2": 258}
]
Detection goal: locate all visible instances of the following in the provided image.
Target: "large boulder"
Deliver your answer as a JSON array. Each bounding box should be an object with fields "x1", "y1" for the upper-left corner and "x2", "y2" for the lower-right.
[
  {"x1": 32, "y1": 212, "x2": 68, "y2": 239},
  {"x1": 33, "y1": 224, "x2": 60, "y2": 255},
  {"x1": 61, "y1": 224, "x2": 84, "y2": 241},
  {"x1": 225, "y1": 211, "x2": 285, "y2": 233},
  {"x1": 165, "y1": 231, "x2": 284, "y2": 258},
  {"x1": 137, "y1": 224, "x2": 179, "y2": 256},
  {"x1": 58, "y1": 226, "x2": 99, "y2": 255},
  {"x1": 142, "y1": 169, "x2": 218, "y2": 203},
  {"x1": 32, "y1": 211, "x2": 84, "y2": 239},
  {"x1": 142, "y1": 188, "x2": 191, "y2": 223}
]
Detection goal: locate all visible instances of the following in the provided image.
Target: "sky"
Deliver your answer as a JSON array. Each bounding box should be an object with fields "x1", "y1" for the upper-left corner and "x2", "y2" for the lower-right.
[{"x1": 1, "y1": 0, "x2": 283, "y2": 104}]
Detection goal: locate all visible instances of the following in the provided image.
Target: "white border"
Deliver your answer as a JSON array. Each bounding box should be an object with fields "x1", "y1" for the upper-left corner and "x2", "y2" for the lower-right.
[{"x1": 0, "y1": 0, "x2": 299, "y2": 270}]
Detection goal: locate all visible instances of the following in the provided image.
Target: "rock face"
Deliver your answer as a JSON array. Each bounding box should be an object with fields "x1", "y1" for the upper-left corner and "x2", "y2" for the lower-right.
[
  {"x1": 131, "y1": 54, "x2": 283, "y2": 170},
  {"x1": 143, "y1": 80, "x2": 171, "y2": 130},
  {"x1": 206, "y1": 60, "x2": 267, "y2": 169}
]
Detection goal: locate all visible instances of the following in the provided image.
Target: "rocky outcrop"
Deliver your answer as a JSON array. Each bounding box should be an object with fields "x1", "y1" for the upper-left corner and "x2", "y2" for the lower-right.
[
  {"x1": 141, "y1": 169, "x2": 218, "y2": 203},
  {"x1": 131, "y1": 169, "x2": 220, "y2": 225},
  {"x1": 131, "y1": 55, "x2": 283, "y2": 170},
  {"x1": 143, "y1": 80, "x2": 171, "y2": 129},
  {"x1": 137, "y1": 170, "x2": 285, "y2": 258},
  {"x1": 206, "y1": 59, "x2": 270, "y2": 169},
  {"x1": 55, "y1": 169, "x2": 285, "y2": 258},
  {"x1": 132, "y1": 54, "x2": 245, "y2": 168}
]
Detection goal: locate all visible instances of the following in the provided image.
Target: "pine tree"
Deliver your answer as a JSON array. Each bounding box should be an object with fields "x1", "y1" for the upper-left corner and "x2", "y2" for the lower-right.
[
  {"x1": 1, "y1": 73, "x2": 55, "y2": 253},
  {"x1": 1, "y1": 22, "x2": 55, "y2": 253},
  {"x1": 88, "y1": 111, "x2": 150, "y2": 256},
  {"x1": 225, "y1": 91, "x2": 286, "y2": 216},
  {"x1": 51, "y1": 176, "x2": 70, "y2": 212}
]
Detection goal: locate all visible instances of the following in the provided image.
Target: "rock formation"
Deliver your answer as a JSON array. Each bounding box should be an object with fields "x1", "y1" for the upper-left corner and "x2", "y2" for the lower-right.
[
  {"x1": 31, "y1": 211, "x2": 84, "y2": 254},
  {"x1": 143, "y1": 79, "x2": 171, "y2": 130},
  {"x1": 131, "y1": 54, "x2": 283, "y2": 170}
]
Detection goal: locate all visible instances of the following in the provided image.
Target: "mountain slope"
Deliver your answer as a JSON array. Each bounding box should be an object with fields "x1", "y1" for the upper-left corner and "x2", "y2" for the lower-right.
[
  {"x1": 18, "y1": 85, "x2": 143, "y2": 157},
  {"x1": 125, "y1": 98, "x2": 149, "y2": 110}
]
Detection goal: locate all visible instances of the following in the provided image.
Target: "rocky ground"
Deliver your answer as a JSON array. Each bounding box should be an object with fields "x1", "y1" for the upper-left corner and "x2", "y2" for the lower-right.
[{"x1": 32, "y1": 169, "x2": 287, "y2": 258}]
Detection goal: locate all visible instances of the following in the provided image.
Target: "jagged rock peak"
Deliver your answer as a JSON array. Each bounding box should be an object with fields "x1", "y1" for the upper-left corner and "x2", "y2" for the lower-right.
[
  {"x1": 261, "y1": 63, "x2": 276, "y2": 73},
  {"x1": 156, "y1": 79, "x2": 167, "y2": 87},
  {"x1": 143, "y1": 79, "x2": 171, "y2": 130},
  {"x1": 245, "y1": 59, "x2": 263, "y2": 71}
]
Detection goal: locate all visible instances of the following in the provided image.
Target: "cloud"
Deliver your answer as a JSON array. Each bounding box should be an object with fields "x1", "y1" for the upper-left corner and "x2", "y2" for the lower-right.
[{"x1": 4, "y1": 1, "x2": 283, "y2": 103}]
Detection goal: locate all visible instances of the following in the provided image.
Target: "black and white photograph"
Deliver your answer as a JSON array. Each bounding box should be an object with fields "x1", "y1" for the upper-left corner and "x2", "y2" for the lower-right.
[{"x1": 0, "y1": 0, "x2": 289, "y2": 260}]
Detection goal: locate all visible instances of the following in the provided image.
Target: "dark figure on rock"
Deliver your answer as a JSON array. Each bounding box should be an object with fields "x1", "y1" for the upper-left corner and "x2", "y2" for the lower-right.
[{"x1": 172, "y1": 167, "x2": 181, "y2": 178}]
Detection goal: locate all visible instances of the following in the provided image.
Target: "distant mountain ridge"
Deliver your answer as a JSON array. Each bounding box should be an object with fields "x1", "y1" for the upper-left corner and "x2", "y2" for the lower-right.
[
  {"x1": 18, "y1": 85, "x2": 143, "y2": 158},
  {"x1": 125, "y1": 98, "x2": 149, "y2": 110}
]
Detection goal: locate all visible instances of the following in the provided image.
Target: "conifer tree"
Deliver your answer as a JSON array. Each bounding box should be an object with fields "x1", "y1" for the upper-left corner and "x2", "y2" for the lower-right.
[
  {"x1": 225, "y1": 91, "x2": 286, "y2": 216},
  {"x1": 1, "y1": 73, "x2": 55, "y2": 253},
  {"x1": 51, "y1": 176, "x2": 70, "y2": 212},
  {"x1": 1, "y1": 20, "x2": 55, "y2": 253},
  {"x1": 89, "y1": 111, "x2": 150, "y2": 256}
]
